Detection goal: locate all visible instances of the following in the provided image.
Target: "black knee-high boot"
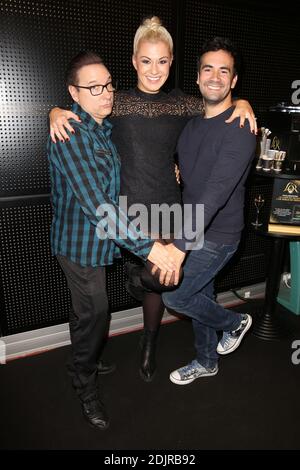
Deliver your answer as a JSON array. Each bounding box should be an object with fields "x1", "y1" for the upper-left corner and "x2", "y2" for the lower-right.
[{"x1": 139, "y1": 328, "x2": 159, "y2": 382}]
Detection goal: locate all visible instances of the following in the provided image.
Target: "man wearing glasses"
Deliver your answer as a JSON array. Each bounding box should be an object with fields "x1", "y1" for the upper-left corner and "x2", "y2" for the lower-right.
[{"x1": 47, "y1": 51, "x2": 177, "y2": 430}]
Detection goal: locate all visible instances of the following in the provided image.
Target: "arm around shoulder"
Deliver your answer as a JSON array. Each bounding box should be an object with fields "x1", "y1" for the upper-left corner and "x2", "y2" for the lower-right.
[{"x1": 49, "y1": 107, "x2": 81, "y2": 143}]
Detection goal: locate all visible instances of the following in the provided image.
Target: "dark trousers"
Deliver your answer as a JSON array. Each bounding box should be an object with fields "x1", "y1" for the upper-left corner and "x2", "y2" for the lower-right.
[{"x1": 57, "y1": 255, "x2": 109, "y2": 401}]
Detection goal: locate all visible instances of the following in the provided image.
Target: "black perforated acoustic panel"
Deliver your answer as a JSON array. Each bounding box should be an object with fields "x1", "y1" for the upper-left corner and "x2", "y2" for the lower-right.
[
  {"x1": 182, "y1": 0, "x2": 300, "y2": 116},
  {"x1": 0, "y1": 0, "x2": 176, "y2": 197},
  {"x1": 0, "y1": 199, "x2": 70, "y2": 334},
  {"x1": 0, "y1": 114, "x2": 49, "y2": 196}
]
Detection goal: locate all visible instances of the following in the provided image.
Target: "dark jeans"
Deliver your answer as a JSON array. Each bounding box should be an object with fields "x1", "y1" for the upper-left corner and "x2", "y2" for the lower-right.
[
  {"x1": 163, "y1": 240, "x2": 242, "y2": 368},
  {"x1": 57, "y1": 255, "x2": 109, "y2": 401}
]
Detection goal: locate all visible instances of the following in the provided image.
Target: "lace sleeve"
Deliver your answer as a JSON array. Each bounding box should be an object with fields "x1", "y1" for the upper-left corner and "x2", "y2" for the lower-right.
[
  {"x1": 181, "y1": 94, "x2": 204, "y2": 116},
  {"x1": 112, "y1": 90, "x2": 204, "y2": 118}
]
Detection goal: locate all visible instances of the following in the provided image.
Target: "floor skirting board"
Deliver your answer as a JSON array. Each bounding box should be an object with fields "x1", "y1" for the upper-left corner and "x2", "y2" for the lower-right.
[{"x1": 0, "y1": 282, "x2": 265, "y2": 362}]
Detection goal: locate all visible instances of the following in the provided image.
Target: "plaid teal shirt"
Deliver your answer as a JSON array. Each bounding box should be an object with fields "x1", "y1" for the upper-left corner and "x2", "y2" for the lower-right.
[{"x1": 47, "y1": 103, "x2": 153, "y2": 266}]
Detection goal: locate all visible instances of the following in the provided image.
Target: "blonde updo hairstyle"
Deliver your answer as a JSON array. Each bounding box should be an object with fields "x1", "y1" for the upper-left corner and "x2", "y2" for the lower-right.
[{"x1": 133, "y1": 16, "x2": 173, "y2": 56}]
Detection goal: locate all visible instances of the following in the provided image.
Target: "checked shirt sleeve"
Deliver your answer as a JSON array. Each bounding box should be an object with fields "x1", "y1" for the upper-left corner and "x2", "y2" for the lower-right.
[{"x1": 50, "y1": 125, "x2": 153, "y2": 261}]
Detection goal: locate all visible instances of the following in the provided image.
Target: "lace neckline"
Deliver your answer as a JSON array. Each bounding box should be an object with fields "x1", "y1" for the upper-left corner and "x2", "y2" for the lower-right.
[{"x1": 132, "y1": 87, "x2": 167, "y2": 101}]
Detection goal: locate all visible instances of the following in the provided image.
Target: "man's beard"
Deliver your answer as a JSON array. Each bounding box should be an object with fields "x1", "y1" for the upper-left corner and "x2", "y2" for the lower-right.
[{"x1": 201, "y1": 83, "x2": 231, "y2": 106}]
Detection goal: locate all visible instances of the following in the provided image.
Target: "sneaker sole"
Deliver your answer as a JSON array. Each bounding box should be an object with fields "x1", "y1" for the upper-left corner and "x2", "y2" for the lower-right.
[
  {"x1": 169, "y1": 368, "x2": 218, "y2": 385},
  {"x1": 217, "y1": 315, "x2": 253, "y2": 355}
]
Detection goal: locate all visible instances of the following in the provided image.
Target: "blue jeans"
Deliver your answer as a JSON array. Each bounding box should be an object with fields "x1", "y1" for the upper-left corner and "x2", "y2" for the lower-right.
[{"x1": 163, "y1": 240, "x2": 242, "y2": 368}]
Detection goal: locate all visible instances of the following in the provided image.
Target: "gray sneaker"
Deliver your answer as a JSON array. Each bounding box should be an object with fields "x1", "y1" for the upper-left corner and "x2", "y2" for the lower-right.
[
  {"x1": 217, "y1": 314, "x2": 252, "y2": 355},
  {"x1": 170, "y1": 359, "x2": 218, "y2": 385}
]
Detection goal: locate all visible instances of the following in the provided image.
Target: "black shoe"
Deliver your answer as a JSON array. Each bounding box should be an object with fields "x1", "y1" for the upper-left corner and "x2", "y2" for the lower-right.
[
  {"x1": 139, "y1": 329, "x2": 158, "y2": 382},
  {"x1": 97, "y1": 359, "x2": 116, "y2": 375},
  {"x1": 82, "y1": 394, "x2": 109, "y2": 430}
]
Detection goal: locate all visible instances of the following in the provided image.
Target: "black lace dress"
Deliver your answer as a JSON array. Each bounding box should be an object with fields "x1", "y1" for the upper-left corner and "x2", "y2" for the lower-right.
[
  {"x1": 111, "y1": 87, "x2": 203, "y2": 218},
  {"x1": 111, "y1": 87, "x2": 203, "y2": 290}
]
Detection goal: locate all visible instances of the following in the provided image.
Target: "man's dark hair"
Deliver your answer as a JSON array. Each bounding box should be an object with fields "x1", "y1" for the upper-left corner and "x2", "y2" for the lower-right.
[
  {"x1": 65, "y1": 51, "x2": 105, "y2": 87},
  {"x1": 197, "y1": 37, "x2": 240, "y2": 77}
]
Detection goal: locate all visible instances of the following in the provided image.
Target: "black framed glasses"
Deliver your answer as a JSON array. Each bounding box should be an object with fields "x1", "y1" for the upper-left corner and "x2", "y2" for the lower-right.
[{"x1": 72, "y1": 80, "x2": 117, "y2": 96}]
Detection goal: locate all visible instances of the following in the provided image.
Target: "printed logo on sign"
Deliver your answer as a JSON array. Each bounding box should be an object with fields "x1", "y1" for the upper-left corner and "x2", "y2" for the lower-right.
[
  {"x1": 0, "y1": 340, "x2": 6, "y2": 364},
  {"x1": 283, "y1": 182, "x2": 299, "y2": 195},
  {"x1": 291, "y1": 340, "x2": 300, "y2": 365}
]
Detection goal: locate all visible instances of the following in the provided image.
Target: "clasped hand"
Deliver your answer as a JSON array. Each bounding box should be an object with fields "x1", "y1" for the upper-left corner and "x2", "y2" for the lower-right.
[{"x1": 147, "y1": 241, "x2": 185, "y2": 286}]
